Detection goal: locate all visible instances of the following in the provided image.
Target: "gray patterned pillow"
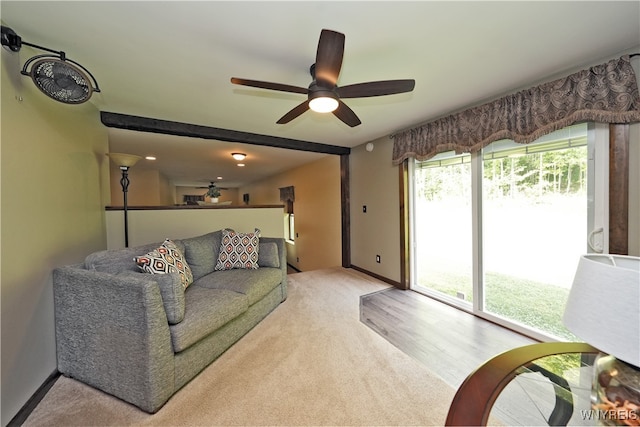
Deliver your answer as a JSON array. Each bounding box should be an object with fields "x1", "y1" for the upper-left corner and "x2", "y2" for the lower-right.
[
  {"x1": 182, "y1": 231, "x2": 223, "y2": 280},
  {"x1": 258, "y1": 242, "x2": 280, "y2": 268}
]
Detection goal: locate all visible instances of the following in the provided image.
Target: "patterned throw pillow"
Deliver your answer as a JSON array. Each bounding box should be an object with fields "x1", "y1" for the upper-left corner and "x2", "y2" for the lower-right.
[
  {"x1": 134, "y1": 239, "x2": 194, "y2": 289},
  {"x1": 215, "y1": 228, "x2": 260, "y2": 270}
]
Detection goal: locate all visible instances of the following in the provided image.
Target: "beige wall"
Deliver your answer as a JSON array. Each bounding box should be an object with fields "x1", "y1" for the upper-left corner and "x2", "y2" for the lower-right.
[
  {"x1": 109, "y1": 166, "x2": 174, "y2": 206},
  {"x1": 349, "y1": 137, "x2": 402, "y2": 282},
  {"x1": 239, "y1": 155, "x2": 342, "y2": 271},
  {"x1": 1, "y1": 49, "x2": 109, "y2": 425},
  {"x1": 158, "y1": 172, "x2": 173, "y2": 205},
  {"x1": 111, "y1": 176, "x2": 241, "y2": 207},
  {"x1": 106, "y1": 207, "x2": 284, "y2": 249}
]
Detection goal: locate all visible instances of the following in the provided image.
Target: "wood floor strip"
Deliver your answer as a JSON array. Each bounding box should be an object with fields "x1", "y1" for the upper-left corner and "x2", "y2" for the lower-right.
[{"x1": 360, "y1": 288, "x2": 536, "y2": 389}]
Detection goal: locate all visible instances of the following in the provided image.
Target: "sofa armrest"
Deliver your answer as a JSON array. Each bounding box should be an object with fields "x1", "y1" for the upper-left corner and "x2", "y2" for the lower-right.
[
  {"x1": 53, "y1": 266, "x2": 175, "y2": 413},
  {"x1": 259, "y1": 237, "x2": 288, "y2": 298}
]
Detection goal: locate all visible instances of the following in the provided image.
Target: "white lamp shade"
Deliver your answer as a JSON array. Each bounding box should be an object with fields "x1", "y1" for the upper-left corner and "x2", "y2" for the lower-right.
[
  {"x1": 107, "y1": 152, "x2": 142, "y2": 168},
  {"x1": 563, "y1": 254, "x2": 640, "y2": 367}
]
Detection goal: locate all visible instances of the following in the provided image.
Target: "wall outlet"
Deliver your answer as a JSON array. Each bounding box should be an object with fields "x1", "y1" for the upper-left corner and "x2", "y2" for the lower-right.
[{"x1": 376, "y1": 255, "x2": 381, "y2": 263}]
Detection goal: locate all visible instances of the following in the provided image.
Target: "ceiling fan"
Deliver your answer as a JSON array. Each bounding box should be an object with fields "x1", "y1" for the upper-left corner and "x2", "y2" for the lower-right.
[
  {"x1": 196, "y1": 182, "x2": 229, "y2": 190},
  {"x1": 231, "y1": 29, "x2": 415, "y2": 127}
]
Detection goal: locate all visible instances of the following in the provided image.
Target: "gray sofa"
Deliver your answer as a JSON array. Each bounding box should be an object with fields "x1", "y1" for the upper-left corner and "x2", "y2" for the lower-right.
[{"x1": 52, "y1": 229, "x2": 287, "y2": 413}]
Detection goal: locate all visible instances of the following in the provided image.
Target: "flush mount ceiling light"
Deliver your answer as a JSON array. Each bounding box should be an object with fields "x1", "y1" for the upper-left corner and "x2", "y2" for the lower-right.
[
  {"x1": 1, "y1": 25, "x2": 100, "y2": 104},
  {"x1": 231, "y1": 153, "x2": 246, "y2": 161}
]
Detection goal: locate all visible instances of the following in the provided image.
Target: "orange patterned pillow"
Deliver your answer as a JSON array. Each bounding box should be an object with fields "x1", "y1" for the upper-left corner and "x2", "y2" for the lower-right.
[
  {"x1": 134, "y1": 239, "x2": 194, "y2": 289},
  {"x1": 215, "y1": 229, "x2": 260, "y2": 270}
]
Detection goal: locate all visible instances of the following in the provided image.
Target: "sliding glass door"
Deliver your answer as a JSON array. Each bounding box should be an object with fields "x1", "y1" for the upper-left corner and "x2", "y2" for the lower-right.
[
  {"x1": 412, "y1": 153, "x2": 473, "y2": 307},
  {"x1": 411, "y1": 123, "x2": 603, "y2": 340},
  {"x1": 481, "y1": 129, "x2": 588, "y2": 340}
]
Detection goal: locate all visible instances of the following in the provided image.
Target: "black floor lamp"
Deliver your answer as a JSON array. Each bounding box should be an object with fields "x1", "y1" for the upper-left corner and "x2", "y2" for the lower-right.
[{"x1": 107, "y1": 153, "x2": 142, "y2": 247}]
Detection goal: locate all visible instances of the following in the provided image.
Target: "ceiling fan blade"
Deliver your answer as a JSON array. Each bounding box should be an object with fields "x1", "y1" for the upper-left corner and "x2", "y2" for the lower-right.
[
  {"x1": 333, "y1": 101, "x2": 361, "y2": 127},
  {"x1": 338, "y1": 79, "x2": 416, "y2": 98},
  {"x1": 277, "y1": 100, "x2": 310, "y2": 124},
  {"x1": 231, "y1": 77, "x2": 308, "y2": 95},
  {"x1": 314, "y1": 29, "x2": 345, "y2": 85}
]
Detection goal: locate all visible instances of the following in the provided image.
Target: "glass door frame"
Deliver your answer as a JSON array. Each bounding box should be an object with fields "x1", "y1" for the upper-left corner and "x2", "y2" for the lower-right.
[{"x1": 407, "y1": 122, "x2": 610, "y2": 342}]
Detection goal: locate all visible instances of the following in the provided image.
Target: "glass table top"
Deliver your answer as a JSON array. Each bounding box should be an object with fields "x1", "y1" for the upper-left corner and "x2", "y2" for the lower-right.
[
  {"x1": 490, "y1": 352, "x2": 598, "y2": 426},
  {"x1": 445, "y1": 342, "x2": 603, "y2": 426}
]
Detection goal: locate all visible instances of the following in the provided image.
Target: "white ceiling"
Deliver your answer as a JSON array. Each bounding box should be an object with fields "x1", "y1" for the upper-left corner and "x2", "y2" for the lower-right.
[{"x1": 3, "y1": 1, "x2": 639, "y2": 188}]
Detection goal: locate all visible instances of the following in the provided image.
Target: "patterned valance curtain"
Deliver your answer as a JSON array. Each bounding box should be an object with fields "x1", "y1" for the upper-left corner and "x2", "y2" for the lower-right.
[
  {"x1": 392, "y1": 55, "x2": 640, "y2": 165},
  {"x1": 279, "y1": 186, "x2": 295, "y2": 213}
]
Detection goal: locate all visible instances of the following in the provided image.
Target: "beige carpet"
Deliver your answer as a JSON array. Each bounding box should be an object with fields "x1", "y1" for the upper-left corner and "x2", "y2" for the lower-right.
[{"x1": 25, "y1": 267, "x2": 455, "y2": 426}]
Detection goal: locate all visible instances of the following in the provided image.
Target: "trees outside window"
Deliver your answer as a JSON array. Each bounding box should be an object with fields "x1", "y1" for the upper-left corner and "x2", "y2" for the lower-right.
[{"x1": 412, "y1": 123, "x2": 590, "y2": 340}]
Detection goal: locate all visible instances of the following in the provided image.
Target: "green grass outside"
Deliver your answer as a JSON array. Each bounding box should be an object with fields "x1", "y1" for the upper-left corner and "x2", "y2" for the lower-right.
[
  {"x1": 420, "y1": 270, "x2": 577, "y2": 341},
  {"x1": 424, "y1": 271, "x2": 587, "y2": 377}
]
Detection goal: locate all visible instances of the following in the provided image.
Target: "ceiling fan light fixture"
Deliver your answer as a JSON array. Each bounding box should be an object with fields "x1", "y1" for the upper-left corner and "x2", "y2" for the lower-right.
[
  {"x1": 230, "y1": 29, "x2": 415, "y2": 126},
  {"x1": 309, "y1": 95, "x2": 339, "y2": 113},
  {"x1": 231, "y1": 152, "x2": 246, "y2": 161}
]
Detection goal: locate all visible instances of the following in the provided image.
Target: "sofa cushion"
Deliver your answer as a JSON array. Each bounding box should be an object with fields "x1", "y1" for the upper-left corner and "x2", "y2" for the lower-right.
[
  {"x1": 215, "y1": 228, "x2": 260, "y2": 271},
  {"x1": 182, "y1": 231, "x2": 223, "y2": 281},
  {"x1": 258, "y1": 242, "x2": 280, "y2": 268},
  {"x1": 84, "y1": 241, "x2": 176, "y2": 275},
  {"x1": 169, "y1": 286, "x2": 248, "y2": 352},
  {"x1": 117, "y1": 271, "x2": 185, "y2": 324},
  {"x1": 134, "y1": 239, "x2": 194, "y2": 290},
  {"x1": 194, "y1": 267, "x2": 282, "y2": 306}
]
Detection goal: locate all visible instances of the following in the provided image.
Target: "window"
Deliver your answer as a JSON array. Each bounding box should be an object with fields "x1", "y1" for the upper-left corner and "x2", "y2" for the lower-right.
[
  {"x1": 411, "y1": 123, "x2": 604, "y2": 341},
  {"x1": 285, "y1": 212, "x2": 295, "y2": 243},
  {"x1": 280, "y1": 186, "x2": 295, "y2": 243}
]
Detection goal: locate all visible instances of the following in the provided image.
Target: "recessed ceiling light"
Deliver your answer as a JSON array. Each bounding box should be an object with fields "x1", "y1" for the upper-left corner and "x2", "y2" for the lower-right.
[
  {"x1": 217, "y1": 176, "x2": 223, "y2": 180},
  {"x1": 231, "y1": 153, "x2": 246, "y2": 161},
  {"x1": 145, "y1": 156, "x2": 156, "y2": 160},
  {"x1": 237, "y1": 163, "x2": 245, "y2": 167}
]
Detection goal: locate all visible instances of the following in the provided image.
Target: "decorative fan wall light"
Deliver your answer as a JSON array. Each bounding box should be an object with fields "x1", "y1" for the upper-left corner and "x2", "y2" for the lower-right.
[{"x1": 1, "y1": 25, "x2": 100, "y2": 104}]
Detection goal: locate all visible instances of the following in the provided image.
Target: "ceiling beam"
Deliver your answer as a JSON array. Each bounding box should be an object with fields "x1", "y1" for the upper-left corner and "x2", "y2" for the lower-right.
[{"x1": 100, "y1": 111, "x2": 350, "y2": 156}]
